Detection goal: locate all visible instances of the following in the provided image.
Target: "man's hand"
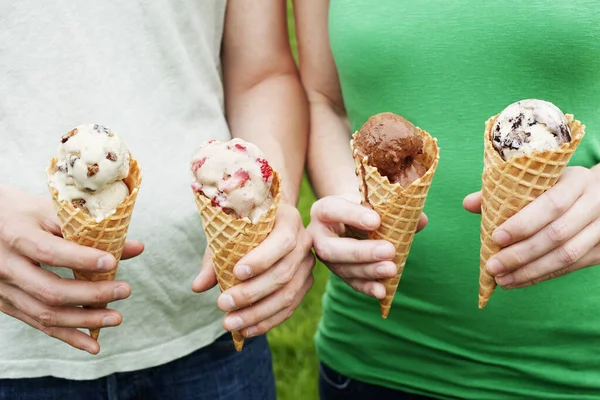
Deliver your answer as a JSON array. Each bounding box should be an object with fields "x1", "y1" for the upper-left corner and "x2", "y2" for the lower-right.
[
  {"x1": 464, "y1": 166, "x2": 600, "y2": 288},
  {"x1": 192, "y1": 202, "x2": 315, "y2": 337},
  {"x1": 308, "y1": 194, "x2": 427, "y2": 299},
  {"x1": 0, "y1": 185, "x2": 144, "y2": 354}
]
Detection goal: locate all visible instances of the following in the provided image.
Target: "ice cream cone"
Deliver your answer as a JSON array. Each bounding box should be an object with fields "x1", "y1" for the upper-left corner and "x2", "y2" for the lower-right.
[
  {"x1": 46, "y1": 157, "x2": 142, "y2": 339},
  {"x1": 478, "y1": 114, "x2": 585, "y2": 308},
  {"x1": 351, "y1": 128, "x2": 440, "y2": 318},
  {"x1": 194, "y1": 171, "x2": 282, "y2": 351}
]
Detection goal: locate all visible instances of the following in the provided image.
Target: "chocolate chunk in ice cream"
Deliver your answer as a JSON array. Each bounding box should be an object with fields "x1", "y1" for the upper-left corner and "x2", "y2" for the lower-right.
[
  {"x1": 491, "y1": 99, "x2": 571, "y2": 161},
  {"x1": 354, "y1": 112, "x2": 427, "y2": 187}
]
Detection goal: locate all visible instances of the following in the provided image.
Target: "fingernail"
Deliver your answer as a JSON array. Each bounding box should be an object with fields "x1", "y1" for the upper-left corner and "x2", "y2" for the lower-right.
[
  {"x1": 234, "y1": 265, "x2": 253, "y2": 280},
  {"x1": 225, "y1": 316, "x2": 243, "y2": 330},
  {"x1": 373, "y1": 286, "x2": 386, "y2": 299},
  {"x1": 492, "y1": 230, "x2": 511, "y2": 246},
  {"x1": 102, "y1": 316, "x2": 118, "y2": 327},
  {"x1": 486, "y1": 258, "x2": 504, "y2": 275},
  {"x1": 113, "y1": 286, "x2": 129, "y2": 300},
  {"x1": 220, "y1": 294, "x2": 236, "y2": 312},
  {"x1": 360, "y1": 213, "x2": 377, "y2": 228},
  {"x1": 97, "y1": 255, "x2": 115, "y2": 271},
  {"x1": 496, "y1": 274, "x2": 514, "y2": 287},
  {"x1": 376, "y1": 264, "x2": 395, "y2": 277},
  {"x1": 85, "y1": 348, "x2": 95, "y2": 354},
  {"x1": 245, "y1": 326, "x2": 258, "y2": 338},
  {"x1": 374, "y1": 244, "x2": 395, "y2": 260}
]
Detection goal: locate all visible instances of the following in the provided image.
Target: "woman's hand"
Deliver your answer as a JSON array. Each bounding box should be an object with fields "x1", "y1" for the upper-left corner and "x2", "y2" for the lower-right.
[
  {"x1": 464, "y1": 166, "x2": 600, "y2": 288},
  {"x1": 308, "y1": 194, "x2": 427, "y2": 299},
  {"x1": 193, "y1": 202, "x2": 315, "y2": 338}
]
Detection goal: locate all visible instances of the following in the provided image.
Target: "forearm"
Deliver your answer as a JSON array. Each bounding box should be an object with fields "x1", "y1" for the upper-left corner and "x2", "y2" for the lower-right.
[
  {"x1": 592, "y1": 163, "x2": 600, "y2": 177},
  {"x1": 226, "y1": 73, "x2": 308, "y2": 204},
  {"x1": 306, "y1": 96, "x2": 360, "y2": 200}
]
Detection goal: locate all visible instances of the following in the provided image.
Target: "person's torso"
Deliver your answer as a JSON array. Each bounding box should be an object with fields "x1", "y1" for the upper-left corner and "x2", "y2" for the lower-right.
[
  {"x1": 0, "y1": 0, "x2": 229, "y2": 378},
  {"x1": 317, "y1": 1, "x2": 600, "y2": 398}
]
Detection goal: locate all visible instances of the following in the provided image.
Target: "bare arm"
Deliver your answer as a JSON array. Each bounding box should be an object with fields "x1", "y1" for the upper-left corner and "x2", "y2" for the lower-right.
[
  {"x1": 222, "y1": 0, "x2": 308, "y2": 204},
  {"x1": 293, "y1": 0, "x2": 358, "y2": 199}
]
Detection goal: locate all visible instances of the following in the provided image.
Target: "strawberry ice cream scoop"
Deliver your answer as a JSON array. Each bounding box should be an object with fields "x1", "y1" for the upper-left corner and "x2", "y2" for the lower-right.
[{"x1": 190, "y1": 139, "x2": 274, "y2": 223}]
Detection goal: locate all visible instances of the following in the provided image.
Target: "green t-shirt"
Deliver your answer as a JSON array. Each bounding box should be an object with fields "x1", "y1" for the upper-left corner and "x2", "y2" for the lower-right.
[{"x1": 315, "y1": 1, "x2": 600, "y2": 399}]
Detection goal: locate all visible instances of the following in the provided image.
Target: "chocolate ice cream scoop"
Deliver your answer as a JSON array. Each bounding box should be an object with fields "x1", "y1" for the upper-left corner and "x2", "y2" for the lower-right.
[
  {"x1": 354, "y1": 112, "x2": 426, "y2": 186},
  {"x1": 491, "y1": 99, "x2": 571, "y2": 161}
]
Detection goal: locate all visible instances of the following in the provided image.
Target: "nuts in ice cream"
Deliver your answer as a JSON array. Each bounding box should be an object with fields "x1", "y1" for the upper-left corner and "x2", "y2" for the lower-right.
[{"x1": 47, "y1": 124, "x2": 131, "y2": 222}]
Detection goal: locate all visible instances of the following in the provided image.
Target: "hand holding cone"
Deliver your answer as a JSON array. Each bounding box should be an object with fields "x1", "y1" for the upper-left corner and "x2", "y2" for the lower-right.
[{"x1": 478, "y1": 109, "x2": 586, "y2": 308}]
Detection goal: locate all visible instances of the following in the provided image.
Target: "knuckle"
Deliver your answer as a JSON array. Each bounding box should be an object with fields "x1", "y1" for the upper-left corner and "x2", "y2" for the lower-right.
[
  {"x1": 39, "y1": 286, "x2": 63, "y2": 307},
  {"x1": 545, "y1": 219, "x2": 570, "y2": 244},
  {"x1": 34, "y1": 241, "x2": 55, "y2": 265},
  {"x1": 313, "y1": 240, "x2": 330, "y2": 262},
  {"x1": 273, "y1": 264, "x2": 295, "y2": 286},
  {"x1": 352, "y1": 246, "x2": 366, "y2": 263},
  {"x1": 281, "y1": 290, "x2": 296, "y2": 308},
  {"x1": 281, "y1": 231, "x2": 298, "y2": 254},
  {"x1": 282, "y1": 306, "x2": 295, "y2": 321},
  {"x1": 37, "y1": 311, "x2": 56, "y2": 327},
  {"x1": 1, "y1": 228, "x2": 21, "y2": 251},
  {"x1": 545, "y1": 191, "x2": 568, "y2": 217},
  {"x1": 557, "y1": 245, "x2": 580, "y2": 266}
]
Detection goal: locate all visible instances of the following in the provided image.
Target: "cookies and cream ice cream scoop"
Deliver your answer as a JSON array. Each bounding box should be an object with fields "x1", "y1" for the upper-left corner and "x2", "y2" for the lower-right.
[{"x1": 491, "y1": 99, "x2": 571, "y2": 161}]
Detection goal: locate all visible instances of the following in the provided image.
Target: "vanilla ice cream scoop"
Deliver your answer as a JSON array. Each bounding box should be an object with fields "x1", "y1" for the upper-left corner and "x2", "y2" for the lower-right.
[
  {"x1": 48, "y1": 124, "x2": 131, "y2": 222},
  {"x1": 190, "y1": 138, "x2": 274, "y2": 223},
  {"x1": 491, "y1": 99, "x2": 571, "y2": 161}
]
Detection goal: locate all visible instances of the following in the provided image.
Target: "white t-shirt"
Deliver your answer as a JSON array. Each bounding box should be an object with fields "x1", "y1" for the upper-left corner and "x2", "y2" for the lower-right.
[{"x1": 0, "y1": 1, "x2": 231, "y2": 379}]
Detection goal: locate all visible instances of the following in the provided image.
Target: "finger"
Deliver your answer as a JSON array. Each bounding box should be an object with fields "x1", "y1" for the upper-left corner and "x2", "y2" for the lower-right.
[
  {"x1": 463, "y1": 191, "x2": 482, "y2": 214},
  {"x1": 314, "y1": 236, "x2": 395, "y2": 264},
  {"x1": 330, "y1": 261, "x2": 396, "y2": 280},
  {"x1": 121, "y1": 240, "x2": 145, "y2": 260},
  {"x1": 344, "y1": 278, "x2": 387, "y2": 299},
  {"x1": 311, "y1": 196, "x2": 381, "y2": 231},
  {"x1": 507, "y1": 242, "x2": 600, "y2": 289},
  {"x1": 496, "y1": 218, "x2": 600, "y2": 288},
  {"x1": 233, "y1": 208, "x2": 306, "y2": 280},
  {"x1": 493, "y1": 173, "x2": 585, "y2": 247},
  {"x1": 220, "y1": 242, "x2": 314, "y2": 311},
  {"x1": 223, "y1": 255, "x2": 314, "y2": 332},
  {"x1": 0, "y1": 299, "x2": 100, "y2": 354},
  {"x1": 240, "y1": 276, "x2": 314, "y2": 338},
  {"x1": 4, "y1": 255, "x2": 131, "y2": 307},
  {"x1": 192, "y1": 248, "x2": 218, "y2": 293},
  {"x1": 0, "y1": 280, "x2": 122, "y2": 329},
  {"x1": 488, "y1": 194, "x2": 600, "y2": 276},
  {"x1": 1, "y1": 227, "x2": 118, "y2": 272},
  {"x1": 416, "y1": 213, "x2": 428, "y2": 232}
]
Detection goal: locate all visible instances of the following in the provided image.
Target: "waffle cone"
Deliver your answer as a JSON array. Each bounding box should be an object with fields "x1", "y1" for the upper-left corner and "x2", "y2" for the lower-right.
[
  {"x1": 194, "y1": 171, "x2": 282, "y2": 351},
  {"x1": 46, "y1": 157, "x2": 142, "y2": 339},
  {"x1": 351, "y1": 128, "x2": 440, "y2": 318},
  {"x1": 478, "y1": 114, "x2": 585, "y2": 308}
]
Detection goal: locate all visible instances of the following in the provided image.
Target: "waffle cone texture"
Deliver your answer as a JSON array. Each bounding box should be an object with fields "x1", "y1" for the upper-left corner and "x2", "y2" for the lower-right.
[
  {"x1": 351, "y1": 129, "x2": 440, "y2": 318},
  {"x1": 478, "y1": 114, "x2": 585, "y2": 308},
  {"x1": 46, "y1": 157, "x2": 142, "y2": 340},
  {"x1": 194, "y1": 171, "x2": 282, "y2": 351}
]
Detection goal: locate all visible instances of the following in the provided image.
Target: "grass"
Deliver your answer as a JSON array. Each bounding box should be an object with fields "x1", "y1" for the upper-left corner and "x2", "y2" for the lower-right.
[{"x1": 268, "y1": 3, "x2": 330, "y2": 399}]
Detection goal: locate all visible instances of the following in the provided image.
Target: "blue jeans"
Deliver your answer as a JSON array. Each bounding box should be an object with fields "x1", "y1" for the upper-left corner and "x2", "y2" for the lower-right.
[
  {"x1": 0, "y1": 333, "x2": 275, "y2": 400},
  {"x1": 319, "y1": 362, "x2": 436, "y2": 400}
]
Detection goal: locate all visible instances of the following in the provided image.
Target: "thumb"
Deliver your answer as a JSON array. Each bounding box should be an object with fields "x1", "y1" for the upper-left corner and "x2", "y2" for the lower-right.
[
  {"x1": 192, "y1": 247, "x2": 218, "y2": 293},
  {"x1": 463, "y1": 191, "x2": 482, "y2": 214}
]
